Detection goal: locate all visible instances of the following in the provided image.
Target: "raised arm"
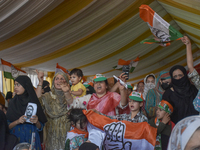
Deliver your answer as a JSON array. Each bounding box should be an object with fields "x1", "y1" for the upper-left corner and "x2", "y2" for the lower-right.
[
  {"x1": 118, "y1": 73, "x2": 128, "y2": 107},
  {"x1": 181, "y1": 36, "x2": 194, "y2": 73},
  {"x1": 35, "y1": 70, "x2": 44, "y2": 98}
]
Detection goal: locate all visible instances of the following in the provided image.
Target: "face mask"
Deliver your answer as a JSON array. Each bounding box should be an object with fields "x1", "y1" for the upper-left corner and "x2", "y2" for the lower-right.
[
  {"x1": 146, "y1": 83, "x2": 155, "y2": 89},
  {"x1": 161, "y1": 82, "x2": 170, "y2": 90}
]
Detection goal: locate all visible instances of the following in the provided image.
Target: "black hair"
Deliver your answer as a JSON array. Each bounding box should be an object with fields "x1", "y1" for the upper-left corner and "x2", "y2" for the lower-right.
[
  {"x1": 70, "y1": 68, "x2": 83, "y2": 77},
  {"x1": 146, "y1": 75, "x2": 155, "y2": 82},
  {"x1": 137, "y1": 81, "x2": 144, "y2": 86},
  {"x1": 68, "y1": 109, "x2": 87, "y2": 129},
  {"x1": 6, "y1": 91, "x2": 12, "y2": 100},
  {"x1": 104, "y1": 79, "x2": 108, "y2": 87},
  {"x1": 79, "y1": 142, "x2": 99, "y2": 150}
]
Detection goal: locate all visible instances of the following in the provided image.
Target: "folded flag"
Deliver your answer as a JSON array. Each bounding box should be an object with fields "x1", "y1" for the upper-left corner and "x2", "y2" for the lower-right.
[
  {"x1": 113, "y1": 56, "x2": 139, "y2": 73},
  {"x1": 139, "y1": 5, "x2": 183, "y2": 46},
  {"x1": 56, "y1": 63, "x2": 70, "y2": 75},
  {"x1": 83, "y1": 110, "x2": 157, "y2": 150},
  {"x1": 0, "y1": 58, "x2": 26, "y2": 79}
]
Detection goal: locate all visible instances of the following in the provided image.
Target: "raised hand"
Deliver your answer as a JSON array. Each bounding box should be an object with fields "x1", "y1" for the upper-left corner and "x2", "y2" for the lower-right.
[
  {"x1": 119, "y1": 72, "x2": 128, "y2": 82},
  {"x1": 162, "y1": 113, "x2": 170, "y2": 124},
  {"x1": 103, "y1": 122, "x2": 132, "y2": 150},
  {"x1": 181, "y1": 36, "x2": 191, "y2": 45},
  {"x1": 36, "y1": 70, "x2": 44, "y2": 83}
]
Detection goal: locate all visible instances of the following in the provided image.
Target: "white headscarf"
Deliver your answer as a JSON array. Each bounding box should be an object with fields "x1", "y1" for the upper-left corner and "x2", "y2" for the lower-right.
[
  {"x1": 168, "y1": 115, "x2": 200, "y2": 150},
  {"x1": 143, "y1": 73, "x2": 156, "y2": 100}
]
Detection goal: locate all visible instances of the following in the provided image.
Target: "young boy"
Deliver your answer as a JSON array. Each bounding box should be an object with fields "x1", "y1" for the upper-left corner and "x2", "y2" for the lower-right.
[
  {"x1": 70, "y1": 68, "x2": 86, "y2": 98},
  {"x1": 98, "y1": 91, "x2": 148, "y2": 123},
  {"x1": 149, "y1": 100, "x2": 175, "y2": 150}
]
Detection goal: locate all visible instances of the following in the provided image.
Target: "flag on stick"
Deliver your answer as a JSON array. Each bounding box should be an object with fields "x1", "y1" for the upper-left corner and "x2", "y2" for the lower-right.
[
  {"x1": 113, "y1": 56, "x2": 139, "y2": 73},
  {"x1": 0, "y1": 58, "x2": 26, "y2": 79},
  {"x1": 55, "y1": 63, "x2": 70, "y2": 75},
  {"x1": 139, "y1": 5, "x2": 183, "y2": 46}
]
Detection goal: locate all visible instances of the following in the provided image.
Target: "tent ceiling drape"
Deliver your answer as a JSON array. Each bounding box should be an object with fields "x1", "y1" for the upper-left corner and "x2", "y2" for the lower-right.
[{"x1": 0, "y1": 0, "x2": 199, "y2": 84}]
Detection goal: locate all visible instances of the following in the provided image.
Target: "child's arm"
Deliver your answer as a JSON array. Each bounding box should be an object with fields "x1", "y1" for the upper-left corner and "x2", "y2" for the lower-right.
[
  {"x1": 71, "y1": 88, "x2": 83, "y2": 96},
  {"x1": 157, "y1": 113, "x2": 170, "y2": 135}
]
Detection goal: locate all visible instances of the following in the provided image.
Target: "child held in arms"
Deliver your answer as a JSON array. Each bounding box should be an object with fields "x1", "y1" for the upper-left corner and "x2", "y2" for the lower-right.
[
  {"x1": 149, "y1": 100, "x2": 175, "y2": 150},
  {"x1": 70, "y1": 69, "x2": 86, "y2": 98},
  {"x1": 96, "y1": 91, "x2": 148, "y2": 123}
]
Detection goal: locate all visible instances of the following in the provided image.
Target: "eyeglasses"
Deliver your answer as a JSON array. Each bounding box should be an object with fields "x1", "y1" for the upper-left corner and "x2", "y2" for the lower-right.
[{"x1": 14, "y1": 83, "x2": 21, "y2": 87}]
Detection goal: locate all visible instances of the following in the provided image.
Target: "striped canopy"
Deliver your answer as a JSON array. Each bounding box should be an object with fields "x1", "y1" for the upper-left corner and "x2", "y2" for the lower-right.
[{"x1": 0, "y1": 0, "x2": 199, "y2": 84}]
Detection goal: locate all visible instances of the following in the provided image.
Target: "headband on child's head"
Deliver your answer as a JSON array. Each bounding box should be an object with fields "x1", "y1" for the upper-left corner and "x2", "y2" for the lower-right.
[{"x1": 158, "y1": 100, "x2": 173, "y2": 114}]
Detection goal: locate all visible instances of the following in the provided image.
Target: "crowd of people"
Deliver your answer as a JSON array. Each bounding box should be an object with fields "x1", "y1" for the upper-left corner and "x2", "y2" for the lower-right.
[{"x1": 0, "y1": 36, "x2": 200, "y2": 150}]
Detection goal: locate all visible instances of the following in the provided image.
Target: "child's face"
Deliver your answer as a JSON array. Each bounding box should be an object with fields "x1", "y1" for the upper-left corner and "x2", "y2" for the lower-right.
[
  {"x1": 128, "y1": 99, "x2": 143, "y2": 112},
  {"x1": 70, "y1": 74, "x2": 82, "y2": 85},
  {"x1": 75, "y1": 120, "x2": 87, "y2": 132},
  {"x1": 156, "y1": 107, "x2": 167, "y2": 120}
]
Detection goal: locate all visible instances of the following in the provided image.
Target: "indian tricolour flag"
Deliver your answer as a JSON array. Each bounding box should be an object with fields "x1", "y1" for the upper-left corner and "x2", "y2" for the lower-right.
[
  {"x1": 55, "y1": 63, "x2": 70, "y2": 75},
  {"x1": 0, "y1": 58, "x2": 26, "y2": 80},
  {"x1": 113, "y1": 56, "x2": 139, "y2": 73},
  {"x1": 139, "y1": 5, "x2": 183, "y2": 46},
  {"x1": 83, "y1": 110, "x2": 157, "y2": 150}
]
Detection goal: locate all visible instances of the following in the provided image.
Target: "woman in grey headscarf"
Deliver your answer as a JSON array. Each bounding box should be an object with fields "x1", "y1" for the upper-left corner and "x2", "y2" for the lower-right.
[
  {"x1": 36, "y1": 71, "x2": 73, "y2": 150},
  {"x1": 168, "y1": 115, "x2": 200, "y2": 150}
]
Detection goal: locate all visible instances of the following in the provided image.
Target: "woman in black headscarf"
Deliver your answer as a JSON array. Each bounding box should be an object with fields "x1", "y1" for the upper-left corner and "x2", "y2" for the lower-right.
[
  {"x1": 6, "y1": 76, "x2": 47, "y2": 150},
  {"x1": 162, "y1": 65, "x2": 198, "y2": 124}
]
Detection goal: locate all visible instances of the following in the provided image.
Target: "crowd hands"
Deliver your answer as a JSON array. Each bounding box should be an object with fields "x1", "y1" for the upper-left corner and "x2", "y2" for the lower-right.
[{"x1": 1, "y1": 35, "x2": 200, "y2": 150}]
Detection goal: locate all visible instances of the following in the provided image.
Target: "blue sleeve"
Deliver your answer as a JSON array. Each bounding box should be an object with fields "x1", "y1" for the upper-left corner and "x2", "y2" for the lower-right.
[{"x1": 37, "y1": 122, "x2": 44, "y2": 132}]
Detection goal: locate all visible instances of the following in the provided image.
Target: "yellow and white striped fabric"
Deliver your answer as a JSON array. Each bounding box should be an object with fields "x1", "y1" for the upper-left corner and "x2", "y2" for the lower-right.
[{"x1": 0, "y1": 0, "x2": 199, "y2": 85}]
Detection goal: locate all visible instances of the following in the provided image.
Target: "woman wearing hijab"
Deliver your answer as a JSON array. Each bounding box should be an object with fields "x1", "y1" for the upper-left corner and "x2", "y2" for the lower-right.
[
  {"x1": 37, "y1": 71, "x2": 73, "y2": 150},
  {"x1": 145, "y1": 71, "x2": 171, "y2": 119},
  {"x1": 168, "y1": 115, "x2": 200, "y2": 150},
  {"x1": 6, "y1": 76, "x2": 47, "y2": 150},
  {"x1": 162, "y1": 65, "x2": 198, "y2": 124}
]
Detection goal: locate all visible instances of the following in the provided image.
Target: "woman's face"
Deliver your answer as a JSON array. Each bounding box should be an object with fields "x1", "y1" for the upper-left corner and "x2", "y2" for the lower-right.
[
  {"x1": 185, "y1": 129, "x2": 200, "y2": 150},
  {"x1": 146, "y1": 76, "x2": 155, "y2": 84},
  {"x1": 54, "y1": 74, "x2": 66, "y2": 90},
  {"x1": 14, "y1": 81, "x2": 25, "y2": 95},
  {"x1": 172, "y1": 69, "x2": 184, "y2": 80},
  {"x1": 94, "y1": 81, "x2": 107, "y2": 95}
]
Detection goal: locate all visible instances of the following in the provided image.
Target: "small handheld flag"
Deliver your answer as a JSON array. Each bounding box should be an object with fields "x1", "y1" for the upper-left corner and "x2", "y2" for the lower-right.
[
  {"x1": 0, "y1": 58, "x2": 26, "y2": 80},
  {"x1": 113, "y1": 57, "x2": 139, "y2": 73},
  {"x1": 55, "y1": 63, "x2": 70, "y2": 75}
]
